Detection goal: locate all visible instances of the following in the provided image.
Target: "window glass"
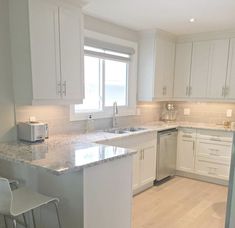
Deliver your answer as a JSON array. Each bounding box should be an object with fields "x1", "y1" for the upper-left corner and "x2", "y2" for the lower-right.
[
  {"x1": 76, "y1": 56, "x2": 101, "y2": 112},
  {"x1": 104, "y1": 59, "x2": 127, "y2": 106}
]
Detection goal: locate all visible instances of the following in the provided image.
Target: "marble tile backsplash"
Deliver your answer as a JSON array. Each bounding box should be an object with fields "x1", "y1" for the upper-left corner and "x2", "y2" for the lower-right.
[
  {"x1": 15, "y1": 103, "x2": 162, "y2": 135},
  {"x1": 15, "y1": 101, "x2": 235, "y2": 136},
  {"x1": 174, "y1": 102, "x2": 235, "y2": 124}
]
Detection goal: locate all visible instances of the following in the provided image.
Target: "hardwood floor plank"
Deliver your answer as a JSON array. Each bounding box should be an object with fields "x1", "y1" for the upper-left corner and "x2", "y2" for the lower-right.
[{"x1": 133, "y1": 177, "x2": 228, "y2": 228}]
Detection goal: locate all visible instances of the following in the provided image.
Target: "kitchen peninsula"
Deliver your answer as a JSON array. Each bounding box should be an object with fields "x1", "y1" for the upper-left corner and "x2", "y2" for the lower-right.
[{"x1": 0, "y1": 137, "x2": 136, "y2": 228}]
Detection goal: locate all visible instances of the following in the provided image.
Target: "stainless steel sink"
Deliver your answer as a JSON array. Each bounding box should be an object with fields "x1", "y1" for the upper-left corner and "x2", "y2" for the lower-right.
[
  {"x1": 123, "y1": 127, "x2": 147, "y2": 132},
  {"x1": 104, "y1": 129, "x2": 127, "y2": 134},
  {"x1": 104, "y1": 127, "x2": 147, "y2": 134}
]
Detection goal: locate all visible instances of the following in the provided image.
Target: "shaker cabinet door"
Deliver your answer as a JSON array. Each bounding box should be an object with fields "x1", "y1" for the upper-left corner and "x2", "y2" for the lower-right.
[
  {"x1": 207, "y1": 39, "x2": 229, "y2": 99},
  {"x1": 59, "y1": 5, "x2": 84, "y2": 102},
  {"x1": 190, "y1": 41, "x2": 211, "y2": 98},
  {"x1": 29, "y1": 0, "x2": 61, "y2": 100},
  {"x1": 140, "y1": 144, "x2": 156, "y2": 186},
  {"x1": 173, "y1": 42, "x2": 192, "y2": 99},
  {"x1": 226, "y1": 38, "x2": 235, "y2": 100}
]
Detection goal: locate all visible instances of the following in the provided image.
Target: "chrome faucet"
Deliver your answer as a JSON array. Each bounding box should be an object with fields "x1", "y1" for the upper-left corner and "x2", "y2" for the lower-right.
[{"x1": 112, "y1": 101, "x2": 118, "y2": 128}]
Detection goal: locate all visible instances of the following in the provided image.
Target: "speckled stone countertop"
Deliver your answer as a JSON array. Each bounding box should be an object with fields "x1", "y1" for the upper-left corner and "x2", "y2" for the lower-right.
[
  {"x1": 142, "y1": 121, "x2": 235, "y2": 132},
  {"x1": 0, "y1": 139, "x2": 136, "y2": 175},
  {"x1": 0, "y1": 121, "x2": 234, "y2": 176}
]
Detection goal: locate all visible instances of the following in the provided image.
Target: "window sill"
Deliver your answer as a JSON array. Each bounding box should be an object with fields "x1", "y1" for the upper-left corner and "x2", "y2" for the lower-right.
[{"x1": 70, "y1": 106, "x2": 137, "y2": 121}]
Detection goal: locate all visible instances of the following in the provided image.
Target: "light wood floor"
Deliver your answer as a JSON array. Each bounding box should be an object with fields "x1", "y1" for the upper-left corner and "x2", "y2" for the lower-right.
[{"x1": 133, "y1": 177, "x2": 228, "y2": 228}]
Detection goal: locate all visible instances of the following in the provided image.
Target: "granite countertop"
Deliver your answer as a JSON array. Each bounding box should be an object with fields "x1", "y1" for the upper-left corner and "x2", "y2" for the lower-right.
[
  {"x1": 0, "y1": 121, "x2": 233, "y2": 176},
  {"x1": 0, "y1": 139, "x2": 136, "y2": 175},
  {"x1": 142, "y1": 121, "x2": 235, "y2": 132}
]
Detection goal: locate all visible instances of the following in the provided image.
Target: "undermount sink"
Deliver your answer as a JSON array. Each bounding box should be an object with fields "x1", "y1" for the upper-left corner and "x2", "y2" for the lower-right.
[
  {"x1": 104, "y1": 127, "x2": 147, "y2": 134},
  {"x1": 123, "y1": 127, "x2": 147, "y2": 132},
  {"x1": 104, "y1": 129, "x2": 127, "y2": 134}
]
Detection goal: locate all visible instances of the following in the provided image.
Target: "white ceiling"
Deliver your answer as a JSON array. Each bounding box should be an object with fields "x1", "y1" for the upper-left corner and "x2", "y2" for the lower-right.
[{"x1": 83, "y1": 0, "x2": 235, "y2": 35}]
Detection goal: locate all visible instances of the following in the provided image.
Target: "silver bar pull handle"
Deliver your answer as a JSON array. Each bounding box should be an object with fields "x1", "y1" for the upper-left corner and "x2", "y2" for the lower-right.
[
  {"x1": 182, "y1": 134, "x2": 193, "y2": 138},
  {"x1": 186, "y1": 86, "x2": 189, "y2": 96},
  {"x1": 57, "y1": 82, "x2": 62, "y2": 96},
  {"x1": 63, "y1": 81, "x2": 67, "y2": 96}
]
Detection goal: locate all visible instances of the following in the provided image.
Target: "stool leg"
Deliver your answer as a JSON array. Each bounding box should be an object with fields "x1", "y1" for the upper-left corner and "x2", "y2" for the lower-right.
[
  {"x1": 3, "y1": 215, "x2": 8, "y2": 228},
  {"x1": 22, "y1": 213, "x2": 27, "y2": 228},
  {"x1": 53, "y1": 201, "x2": 62, "y2": 228},
  {"x1": 12, "y1": 219, "x2": 17, "y2": 228},
  {"x1": 31, "y1": 210, "x2": 36, "y2": 228}
]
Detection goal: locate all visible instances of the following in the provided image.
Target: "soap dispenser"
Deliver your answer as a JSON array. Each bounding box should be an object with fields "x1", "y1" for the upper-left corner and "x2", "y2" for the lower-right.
[{"x1": 86, "y1": 114, "x2": 95, "y2": 133}]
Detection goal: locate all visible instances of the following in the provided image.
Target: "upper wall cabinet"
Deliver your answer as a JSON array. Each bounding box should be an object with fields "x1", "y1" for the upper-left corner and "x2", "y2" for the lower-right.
[
  {"x1": 206, "y1": 39, "x2": 230, "y2": 99},
  {"x1": 190, "y1": 41, "x2": 212, "y2": 98},
  {"x1": 173, "y1": 42, "x2": 192, "y2": 99},
  {"x1": 226, "y1": 38, "x2": 235, "y2": 100},
  {"x1": 9, "y1": 0, "x2": 84, "y2": 105},
  {"x1": 138, "y1": 31, "x2": 175, "y2": 101},
  {"x1": 174, "y1": 39, "x2": 230, "y2": 100}
]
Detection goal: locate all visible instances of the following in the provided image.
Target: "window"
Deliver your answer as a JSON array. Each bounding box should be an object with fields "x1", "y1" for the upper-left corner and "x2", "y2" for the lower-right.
[
  {"x1": 76, "y1": 46, "x2": 130, "y2": 112},
  {"x1": 71, "y1": 31, "x2": 138, "y2": 121}
]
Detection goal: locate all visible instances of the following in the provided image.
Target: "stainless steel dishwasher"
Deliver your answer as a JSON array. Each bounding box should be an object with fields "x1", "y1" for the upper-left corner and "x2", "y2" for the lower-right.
[{"x1": 156, "y1": 128, "x2": 178, "y2": 182}]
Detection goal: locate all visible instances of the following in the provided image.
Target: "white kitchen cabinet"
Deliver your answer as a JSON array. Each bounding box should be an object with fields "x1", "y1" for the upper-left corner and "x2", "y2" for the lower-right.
[
  {"x1": 207, "y1": 39, "x2": 230, "y2": 99},
  {"x1": 176, "y1": 129, "x2": 196, "y2": 173},
  {"x1": 132, "y1": 152, "x2": 140, "y2": 190},
  {"x1": 173, "y1": 39, "x2": 230, "y2": 100},
  {"x1": 195, "y1": 130, "x2": 232, "y2": 180},
  {"x1": 138, "y1": 30, "x2": 175, "y2": 101},
  {"x1": 139, "y1": 142, "x2": 157, "y2": 186},
  {"x1": 154, "y1": 37, "x2": 175, "y2": 99},
  {"x1": 177, "y1": 128, "x2": 233, "y2": 181},
  {"x1": 190, "y1": 41, "x2": 211, "y2": 98},
  {"x1": 173, "y1": 42, "x2": 192, "y2": 99},
  {"x1": 226, "y1": 38, "x2": 235, "y2": 100},
  {"x1": 10, "y1": 0, "x2": 84, "y2": 105},
  {"x1": 97, "y1": 132, "x2": 157, "y2": 194}
]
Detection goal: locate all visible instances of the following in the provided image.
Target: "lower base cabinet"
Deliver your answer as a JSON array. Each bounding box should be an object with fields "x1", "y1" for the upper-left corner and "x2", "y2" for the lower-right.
[
  {"x1": 98, "y1": 132, "x2": 157, "y2": 194},
  {"x1": 177, "y1": 128, "x2": 233, "y2": 181}
]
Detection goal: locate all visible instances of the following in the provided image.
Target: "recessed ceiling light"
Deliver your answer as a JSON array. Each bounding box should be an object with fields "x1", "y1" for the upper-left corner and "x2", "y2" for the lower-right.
[{"x1": 189, "y1": 18, "x2": 196, "y2": 23}]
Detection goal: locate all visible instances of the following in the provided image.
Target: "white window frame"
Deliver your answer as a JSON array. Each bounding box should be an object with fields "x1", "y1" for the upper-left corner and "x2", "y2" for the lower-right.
[{"x1": 70, "y1": 30, "x2": 138, "y2": 121}]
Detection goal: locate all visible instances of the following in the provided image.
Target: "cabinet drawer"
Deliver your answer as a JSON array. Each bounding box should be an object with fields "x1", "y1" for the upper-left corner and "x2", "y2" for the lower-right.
[
  {"x1": 196, "y1": 140, "x2": 232, "y2": 161},
  {"x1": 195, "y1": 157, "x2": 230, "y2": 180}
]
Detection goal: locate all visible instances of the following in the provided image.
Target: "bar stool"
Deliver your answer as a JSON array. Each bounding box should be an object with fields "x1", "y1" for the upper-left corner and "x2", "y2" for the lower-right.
[{"x1": 0, "y1": 178, "x2": 62, "y2": 228}]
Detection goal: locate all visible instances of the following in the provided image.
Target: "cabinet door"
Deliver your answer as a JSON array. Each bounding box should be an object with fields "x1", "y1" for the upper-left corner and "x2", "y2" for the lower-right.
[
  {"x1": 190, "y1": 41, "x2": 211, "y2": 98},
  {"x1": 226, "y1": 38, "x2": 235, "y2": 99},
  {"x1": 59, "y1": 5, "x2": 84, "y2": 102},
  {"x1": 155, "y1": 38, "x2": 175, "y2": 99},
  {"x1": 29, "y1": 0, "x2": 61, "y2": 100},
  {"x1": 207, "y1": 39, "x2": 229, "y2": 99},
  {"x1": 177, "y1": 136, "x2": 195, "y2": 172},
  {"x1": 173, "y1": 43, "x2": 192, "y2": 98},
  {"x1": 132, "y1": 151, "x2": 140, "y2": 191},
  {"x1": 140, "y1": 143, "x2": 156, "y2": 186}
]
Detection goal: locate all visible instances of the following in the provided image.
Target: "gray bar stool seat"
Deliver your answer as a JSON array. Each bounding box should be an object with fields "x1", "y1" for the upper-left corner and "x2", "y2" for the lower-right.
[{"x1": 0, "y1": 178, "x2": 62, "y2": 228}]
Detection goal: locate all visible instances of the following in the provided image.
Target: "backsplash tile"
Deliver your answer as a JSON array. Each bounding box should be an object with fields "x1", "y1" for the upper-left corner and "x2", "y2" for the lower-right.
[
  {"x1": 15, "y1": 103, "x2": 161, "y2": 135},
  {"x1": 173, "y1": 102, "x2": 235, "y2": 124},
  {"x1": 15, "y1": 101, "x2": 235, "y2": 136}
]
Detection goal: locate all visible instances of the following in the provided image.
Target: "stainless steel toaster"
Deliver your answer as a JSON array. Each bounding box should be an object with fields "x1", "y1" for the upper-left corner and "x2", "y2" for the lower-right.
[{"x1": 18, "y1": 122, "x2": 48, "y2": 142}]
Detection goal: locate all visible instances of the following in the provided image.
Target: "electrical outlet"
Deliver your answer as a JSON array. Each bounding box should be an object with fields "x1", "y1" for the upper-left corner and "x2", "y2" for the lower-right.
[
  {"x1": 226, "y1": 109, "x2": 233, "y2": 118},
  {"x1": 184, "y1": 108, "x2": 191, "y2": 116},
  {"x1": 29, "y1": 116, "x2": 36, "y2": 122}
]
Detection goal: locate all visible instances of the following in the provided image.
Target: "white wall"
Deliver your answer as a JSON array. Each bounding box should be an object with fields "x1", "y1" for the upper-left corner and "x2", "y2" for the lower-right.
[
  {"x1": 0, "y1": 0, "x2": 16, "y2": 142},
  {"x1": 84, "y1": 15, "x2": 138, "y2": 42}
]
